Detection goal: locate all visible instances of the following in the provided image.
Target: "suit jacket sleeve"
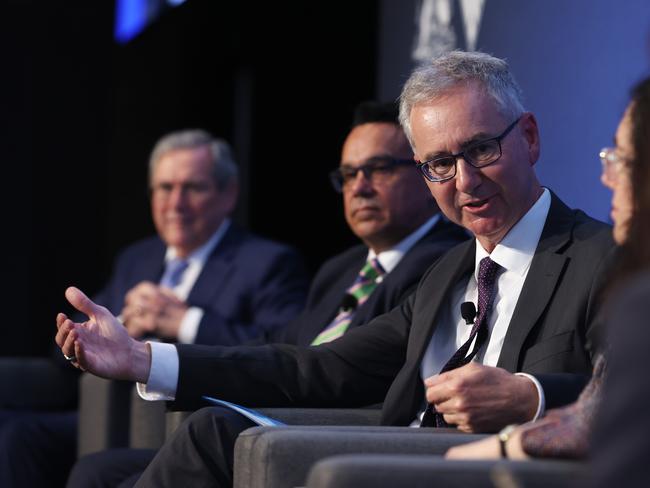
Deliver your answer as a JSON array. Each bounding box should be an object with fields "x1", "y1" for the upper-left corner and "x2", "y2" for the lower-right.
[{"x1": 171, "y1": 294, "x2": 415, "y2": 411}]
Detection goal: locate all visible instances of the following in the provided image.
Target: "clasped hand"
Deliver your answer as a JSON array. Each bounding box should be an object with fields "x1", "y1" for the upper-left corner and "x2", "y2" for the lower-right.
[
  {"x1": 424, "y1": 362, "x2": 538, "y2": 433},
  {"x1": 122, "y1": 282, "x2": 188, "y2": 340}
]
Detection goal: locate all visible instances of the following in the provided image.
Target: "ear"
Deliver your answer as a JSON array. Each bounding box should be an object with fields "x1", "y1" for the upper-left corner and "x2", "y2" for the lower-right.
[
  {"x1": 221, "y1": 180, "x2": 239, "y2": 214},
  {"x1": 520, "y1": 112, "x2": 541, "y2": 166}
]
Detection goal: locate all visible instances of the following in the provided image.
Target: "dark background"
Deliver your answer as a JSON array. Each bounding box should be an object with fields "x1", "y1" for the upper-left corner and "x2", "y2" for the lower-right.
[{"x1": 2, "y1": 0, "x2": 379, "y2": 356}]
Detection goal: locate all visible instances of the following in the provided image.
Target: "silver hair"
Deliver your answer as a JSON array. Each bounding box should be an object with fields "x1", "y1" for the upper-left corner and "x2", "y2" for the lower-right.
[
  {"x1": 149, "y1": 129, "x2": 238, "y2": 190},
  {"x1": 399, "y1": 51, "x2": 525, "y2": 146}
]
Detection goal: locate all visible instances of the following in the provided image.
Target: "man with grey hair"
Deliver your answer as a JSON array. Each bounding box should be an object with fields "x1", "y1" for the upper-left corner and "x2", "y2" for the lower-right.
[
  {"x1": 56, "y1": 52, "x2": 614, "y2": 487},
  {"x1": 105, "y1": 129, "x2": 308, "y2": 345},
  {"x1": 0, "y1": 129, "x2": 309, "y2": 488}
]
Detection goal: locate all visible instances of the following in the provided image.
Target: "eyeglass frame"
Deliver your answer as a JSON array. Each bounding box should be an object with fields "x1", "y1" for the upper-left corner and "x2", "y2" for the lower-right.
[
  {"x1": 599, "y1": 147, "x2": 630, "y2": 184},
  {"x1": 416, "y1": 116, "x2": 522, "y2": 183},
  {"x1": 329, "y1": 156, "x2": 415, "y2": 193}
]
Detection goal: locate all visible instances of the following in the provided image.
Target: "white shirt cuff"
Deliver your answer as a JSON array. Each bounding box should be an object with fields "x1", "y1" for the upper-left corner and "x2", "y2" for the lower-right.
[
  {"x1": 178, "y1": 306, "x2": 204, "y2": 344},
  {"x1": 136, "y1": 342, "x2": 179, "y2": 401},
  {"x1": 515, "y1": 372, "x2": 546, "y2": 420}
]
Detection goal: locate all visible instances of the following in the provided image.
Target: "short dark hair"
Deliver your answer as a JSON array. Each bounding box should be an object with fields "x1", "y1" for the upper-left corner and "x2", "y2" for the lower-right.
[{"x1": 352, "y1": 101, "x2": 400, "y2": 127}]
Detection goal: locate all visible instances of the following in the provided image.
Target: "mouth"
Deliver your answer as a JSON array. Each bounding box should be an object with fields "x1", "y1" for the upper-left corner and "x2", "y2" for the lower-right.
[
  {"x1": 351, "y1": 206, "x2": 382, "y2": 222},
  {"x1": 461, "y1": 196, "x2": 492, "y2": 213}
]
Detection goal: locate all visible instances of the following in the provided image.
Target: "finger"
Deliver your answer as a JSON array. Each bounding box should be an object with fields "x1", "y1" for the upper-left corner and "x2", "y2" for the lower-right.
[
  {"x1": 65, "y1": 287, "x2": 103, "y2": 319},
  {"x1": 56, "y1": 313, "x2": 69, "y2": 329},
  {"x1": 55, "y1": 319, "x2": 75, "y2": 348},
  {"x1": 61, "y1": 325, "x2": 79, "y2": 359},
  {"x1": 424, "y1": 373, "x2": 441, "y2": 388},
  {"x1": 128, "y1": 282, "x2": 159, "y2": 301},
  {"x1": 73, "y1": 340, "x2": 87, "y2": 371},
  {"x1": 425, "y1": 380, "x2": 455, "y2": 405}
]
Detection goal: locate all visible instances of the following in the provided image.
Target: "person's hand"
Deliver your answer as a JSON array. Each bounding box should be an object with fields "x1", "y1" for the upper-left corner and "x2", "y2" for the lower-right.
[
  {"x1": 55, "y1": 286, "x2": 151, "y2": 383},
  {"x1": 122, "y1": 282, "x2": 188, "y2": 340},
  {"x1": 424, "y1": 362, "x2": 538, "y2": 433},
  {"x1": 445, "y1": 428, "x2": 528, "y2": 460}
]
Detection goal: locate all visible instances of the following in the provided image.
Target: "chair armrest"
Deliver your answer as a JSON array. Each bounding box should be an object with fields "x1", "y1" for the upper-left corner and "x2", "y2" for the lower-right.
[
  {"x1": 77, "y1": 373, "x2": 132, "y2": 457},
  {"x1": 129, "y1": 386, "x2": 167, "y2": 449},
  {"x1": 306, "y1": 454, "x2": 586, "y2": 488},
  {"x1": 165, "y1": 406, "x2": 382, "y2": 441},
  {"x1": 233, "y1": 425, "x2": 480, "y2": 488},
  {"x1": 0, "y1": 357, "x2": 78, "y2": 410}
]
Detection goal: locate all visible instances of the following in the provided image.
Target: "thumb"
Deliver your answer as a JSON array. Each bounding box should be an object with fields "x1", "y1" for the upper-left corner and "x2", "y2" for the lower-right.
[{"x1": 65, "y1": 286, "x2": 102, "y2": 319}]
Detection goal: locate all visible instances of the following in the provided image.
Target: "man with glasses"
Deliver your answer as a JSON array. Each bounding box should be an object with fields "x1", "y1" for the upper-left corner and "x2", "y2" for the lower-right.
[
  {"x1": 56, "y1": 52, "x2": 615, "y2": 487},
  {"x1": 64, "y1": 102, "x2": 467, "y2": 487}
]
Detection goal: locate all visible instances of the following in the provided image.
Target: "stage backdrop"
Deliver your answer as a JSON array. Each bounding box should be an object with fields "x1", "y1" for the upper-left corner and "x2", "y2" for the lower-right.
[{"x1": 378, "y1": 0, "x2": 650, "y2": 223}]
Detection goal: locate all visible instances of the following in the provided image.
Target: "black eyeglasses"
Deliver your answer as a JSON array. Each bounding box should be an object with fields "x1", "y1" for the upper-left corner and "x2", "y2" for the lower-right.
[
  {"x1": 329, "y1": 156, "x2": 414, "y2": 193},
  {"x1": 416, "y1": 117, "x2": 521, "y2": 183}
]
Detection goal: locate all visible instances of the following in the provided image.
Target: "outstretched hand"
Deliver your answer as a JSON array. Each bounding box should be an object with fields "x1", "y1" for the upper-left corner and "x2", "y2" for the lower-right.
[{"x1": 55, "y1": 286, "x2": 151, "y2": 383}]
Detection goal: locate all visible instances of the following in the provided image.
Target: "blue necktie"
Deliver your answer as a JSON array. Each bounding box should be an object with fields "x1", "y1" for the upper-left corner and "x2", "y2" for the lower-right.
[{"x1": 160, "y1": 258, "x2": 189, "y2": 289}]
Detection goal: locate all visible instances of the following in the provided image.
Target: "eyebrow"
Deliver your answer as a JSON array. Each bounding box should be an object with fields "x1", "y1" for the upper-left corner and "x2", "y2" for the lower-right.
[
  {"x1": 339, "y1": 154, "x2": 398, "y2": 167},
  {"x1": 420, "y1": 131, "x2": 496, "y2": 161}
]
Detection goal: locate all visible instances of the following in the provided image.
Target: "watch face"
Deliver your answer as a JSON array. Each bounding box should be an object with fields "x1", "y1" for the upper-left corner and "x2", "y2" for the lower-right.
[{"x1": 499, "y1": 424, "x2": 517, "y2": 441}]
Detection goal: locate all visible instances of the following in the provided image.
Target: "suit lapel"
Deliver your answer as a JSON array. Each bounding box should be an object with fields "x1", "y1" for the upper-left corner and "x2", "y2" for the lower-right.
[
  {"x1": 408, "y1": 239, "x2": 475, "y2": 363},
  {"x1": 496, "y1": 193, "x2": 574, "y2": 371},
  {"x1": 140, "y1": 240, "x2": 167, "y2": 283},
  {"x1": 186, "y1": 225, "x2": 241, "y2": 306}
]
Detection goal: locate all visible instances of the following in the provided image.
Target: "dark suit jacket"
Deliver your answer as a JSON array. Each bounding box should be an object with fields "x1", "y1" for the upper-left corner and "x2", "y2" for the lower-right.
[
  {"x1": 173, "y1": 193, "x2": 615, "y2": 426},
  {"x1": 93, "y1": 224, "x2": 309, "y2": 345},
  {"x1": 274, "y1": 218, "x2": 468, "y2": 346}
]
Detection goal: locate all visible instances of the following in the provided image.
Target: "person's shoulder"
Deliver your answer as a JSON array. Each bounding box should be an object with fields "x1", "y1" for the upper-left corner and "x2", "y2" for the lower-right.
[
  {"x1": 570, "y1": 209, "x2": 613, "y2": 240},
  {"x1": 318, "y1": 243, "x2": 368, "y2": 271},
  {"x1": 114, "y1": 235, "x2": 164, "y2": 262},
  {"x1": 547, "y1": 192, "x2": 614, "y2": 247},
  {"x1": 225, "y1": 225, "x2": 304, "y2": 264}
]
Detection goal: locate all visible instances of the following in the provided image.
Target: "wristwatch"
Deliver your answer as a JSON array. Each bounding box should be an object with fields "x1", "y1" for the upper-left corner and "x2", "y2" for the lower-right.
[{"x1": 498, "y1": 424, "x2": 517, "y2": 458}]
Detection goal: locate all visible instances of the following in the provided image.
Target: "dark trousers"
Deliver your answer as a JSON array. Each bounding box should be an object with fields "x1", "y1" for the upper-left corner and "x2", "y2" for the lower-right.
[
  {"x1": 135, "y1": 407, "x2": 255, "y2": 487},
  {"x1": 66, "y1": 407, "x2": 254, "y2": 488},
  {"x1": 66, "y1": 448, "x2": 156, "y2": 488},
  {"x1": 0, "y1": 410, "x2": 77, "y2": 488}
]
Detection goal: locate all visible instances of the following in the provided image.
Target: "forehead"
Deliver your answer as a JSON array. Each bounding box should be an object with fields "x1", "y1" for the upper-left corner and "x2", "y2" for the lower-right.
[
  {"x1": 615, "y1": 104, "x2": 634, "y2": 154},
  {"x1": 341, "y1": 122, "x2": 410, "y2": 164},
  {"x1": 409, "y1": 84, "x2": 507, "y2": 159},
  {"x1": 153, "y1": 146, "x2": 214, "y2": 181}
]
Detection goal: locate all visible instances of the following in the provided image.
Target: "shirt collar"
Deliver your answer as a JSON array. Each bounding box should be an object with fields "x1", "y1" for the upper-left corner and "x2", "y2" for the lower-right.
[
  {"x1": 368, "y1": 213, "x2": 441, "y2": 273},
  {"x1": 475, "y1": 188, "x2": 551, "y2": 278},
  {"x1": 165, "y1": 218, "x2": 231, "y2": 267}
]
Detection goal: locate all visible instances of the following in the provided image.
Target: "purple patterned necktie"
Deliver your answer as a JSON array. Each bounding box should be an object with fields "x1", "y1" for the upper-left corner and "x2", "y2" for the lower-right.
[{"x1": 420, "y1": 256, "x2": 502, "y2": 427}]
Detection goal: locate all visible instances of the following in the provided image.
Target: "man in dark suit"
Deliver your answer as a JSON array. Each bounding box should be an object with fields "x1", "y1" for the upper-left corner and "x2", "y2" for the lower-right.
[
  {"x1": 56, "y1": 52, "x2": 615, "y2": 487},
  {"x1": 0, "y1": 129, "x2": 308, "y2": 488},
  {"x1": 64, "y1": 102, "x2": 467, "y2": 487}
]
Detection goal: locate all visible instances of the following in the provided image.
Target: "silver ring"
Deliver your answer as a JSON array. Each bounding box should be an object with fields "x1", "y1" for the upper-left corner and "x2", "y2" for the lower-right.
[{"x1": 64, "y1": 354, "x2": 76, "y2": 362}]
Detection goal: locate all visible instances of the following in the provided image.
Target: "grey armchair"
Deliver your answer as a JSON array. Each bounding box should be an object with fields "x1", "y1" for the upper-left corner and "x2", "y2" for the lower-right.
[
  {"x1": 306, "y1": 454, "x2": 586, "y2": 488},
  {"x1": 233, "y1": 426, "x2": 482, "y2": 488}
]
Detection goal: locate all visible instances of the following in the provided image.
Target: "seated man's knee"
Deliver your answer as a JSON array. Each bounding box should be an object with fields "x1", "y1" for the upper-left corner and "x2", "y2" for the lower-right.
[{"x1": 67, "y1": 449, "x2": 156, "y2": 488}]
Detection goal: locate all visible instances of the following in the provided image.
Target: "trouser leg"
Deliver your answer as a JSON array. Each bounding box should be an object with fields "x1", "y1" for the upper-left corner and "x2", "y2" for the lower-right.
[{"x1": 134, "y1": 406, "x2": 255, "y2": 488}]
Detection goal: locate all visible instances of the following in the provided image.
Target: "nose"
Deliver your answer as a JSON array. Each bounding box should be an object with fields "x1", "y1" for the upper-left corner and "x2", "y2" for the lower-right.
[
  {"x1": 600, "y1": 168, "x2": 616, "y2": 190},
  {"x1": 455, "y1": 158, "x2": 482, "y2": 193},
  {"x1": 348, "y1": 168, "x2": 375, "y2": 196},
  {"x1": 168, "y1": 186, "x2": 187, "y2": 208}
]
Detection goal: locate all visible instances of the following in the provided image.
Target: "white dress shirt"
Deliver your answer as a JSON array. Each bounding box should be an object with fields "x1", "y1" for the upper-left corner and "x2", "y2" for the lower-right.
[
  {"x1": 416, "y1": 188, "x2": 551, "y2": 424},
  {"x1": 164, "y1": 219, "x2": 231, "y2": 344},
  {"x1": 139, "y1": 214, "x2": 442, "y2": 401}
]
